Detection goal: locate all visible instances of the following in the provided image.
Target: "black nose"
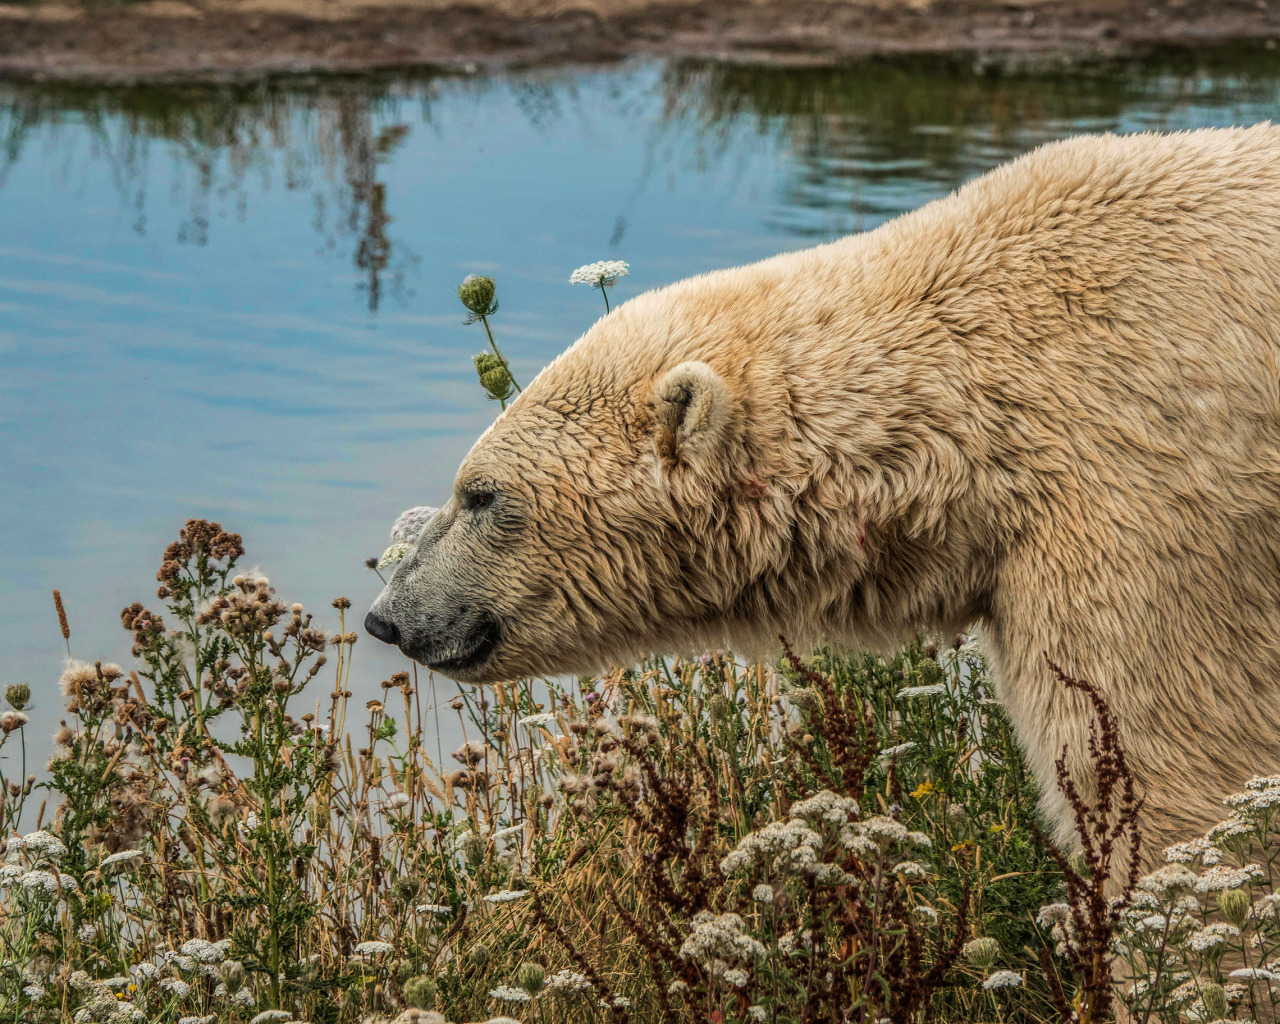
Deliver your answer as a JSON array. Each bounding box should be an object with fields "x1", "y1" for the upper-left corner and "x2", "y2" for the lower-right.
[{"x1": 365, "y1": 610, "x2": 400, "y2": 646}]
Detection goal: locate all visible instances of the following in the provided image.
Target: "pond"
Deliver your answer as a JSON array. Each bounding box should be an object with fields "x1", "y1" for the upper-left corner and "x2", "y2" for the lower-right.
[{"x1": 4, "y1": 47, "x2": 1280, "y2": 758}]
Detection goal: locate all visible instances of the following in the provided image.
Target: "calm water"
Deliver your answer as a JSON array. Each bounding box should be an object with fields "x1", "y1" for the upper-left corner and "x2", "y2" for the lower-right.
[{"x1": 4, "y1": 48, "x2": 1280, "y2": 756}]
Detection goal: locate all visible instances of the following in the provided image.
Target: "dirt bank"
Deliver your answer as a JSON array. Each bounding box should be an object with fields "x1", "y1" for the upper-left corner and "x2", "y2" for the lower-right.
[{"x1": 1, "y1": 0, "x2": 1278, "y2": 82}]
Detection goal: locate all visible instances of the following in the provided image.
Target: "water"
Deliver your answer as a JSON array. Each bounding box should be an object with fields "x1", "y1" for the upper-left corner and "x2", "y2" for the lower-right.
[{"x1": 4, "y1": 47, "x2": 1280, "y2": 761}]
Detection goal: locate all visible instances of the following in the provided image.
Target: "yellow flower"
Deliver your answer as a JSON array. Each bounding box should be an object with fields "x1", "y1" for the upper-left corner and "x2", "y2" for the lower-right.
[
  {"x1": 988, "y1": 823, "x2": 1006, "y2": 834},
  {"x1": 951, "y1": 840, "x2": 974, "y2": 853},
  {"x1": 910, "y1": 780, "x2": 934, "y2": 800}
]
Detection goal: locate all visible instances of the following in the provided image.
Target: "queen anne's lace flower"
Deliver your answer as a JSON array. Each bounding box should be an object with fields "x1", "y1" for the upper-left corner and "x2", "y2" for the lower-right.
[
  {"x1": 897, "y1": 684, "x2": 946, "y2": 699},
  {"x1": 416, "y1": 903, "x2": 453, "y2": 914},
  {"x1": 354, "y1": 941, "x2": 394, "y2": 955},
  {"x1": 983, "y1": 970, "x2": 1024, "y2": 990},
  {"x1": 1138, "y1": 864, "x2": 1199, "y2": 895},
  {"x1": 483, "y1": 889, "x2": 529, "y2": 903},
  {"x1": 546, "y1": 969, "x2": 593, "y2": 992},
  {"x1": 1165, "y1": 837, "x2": 1222, "y2": 866},
  {"x1": 15, "y1": 831, "x2": 66, "y2": 861},
  {"x1": 1188, "y1": 922, "x2": 1240, "y2": 951},
  {"x1": 877, "y1": 742, "x2": 917, "y2": 765},
  {"x1": 101, "y1": 850, "x2": 144, "y2": 870},
  {"x1": 180, "y1": 939, "x2": 225, "y2": 964},
  {"x1": 1194, "y1": 864, "x2": 1264, "y2": 893},
  {"x1": 569, "y1": 261, "x2": 629, "y2": 288},
  {"x1": 792, "y1": 790, "x2": 859, "y2": 824},
  {"x1": 490, "y1": 984, "x2": 531, "y2": 1002},
  {"x1": 679, "y1": 911, "x2": 767, "y2": 964},
  {"x1": 250, "y1": 1013, "x2": 293, "y2": 1024},
  {"x1": 391, "y1": 506, "x2": 439, "y2": 544},
  {"x1": 377, "y1": 542, "x2": 412, "y2": 570},
  {"x1": 518, "y1": 712, "x2": 557, "y2": 728}
]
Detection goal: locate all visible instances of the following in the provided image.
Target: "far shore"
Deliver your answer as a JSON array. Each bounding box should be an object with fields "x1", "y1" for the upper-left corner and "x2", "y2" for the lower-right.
[{"x1": 1, "y1": 0, "x2": 1279, "y2": 83}]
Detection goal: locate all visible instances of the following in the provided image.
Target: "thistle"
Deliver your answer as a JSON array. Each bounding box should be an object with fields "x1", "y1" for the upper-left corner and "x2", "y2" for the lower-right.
[
  {"x1": 569, "y1": 260, "x2": 629, "y2": 313},
  {"x1": 457, "y1": 274, "x2": 520, "y2": 408}
]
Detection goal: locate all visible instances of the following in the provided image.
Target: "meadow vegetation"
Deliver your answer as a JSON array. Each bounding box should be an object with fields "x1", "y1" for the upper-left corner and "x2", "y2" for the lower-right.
[{"x1": 9, "y1": 271, "x2": 1280, "y2": 1023}]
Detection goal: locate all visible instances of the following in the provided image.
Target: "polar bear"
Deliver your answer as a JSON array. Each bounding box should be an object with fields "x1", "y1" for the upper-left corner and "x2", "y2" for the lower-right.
[{"x1": 367, "y1": 125, "x2": 1280, "y2": 856}]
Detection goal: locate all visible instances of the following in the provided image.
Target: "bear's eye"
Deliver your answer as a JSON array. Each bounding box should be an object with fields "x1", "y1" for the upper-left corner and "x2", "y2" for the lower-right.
[{"x1": 465, "y1": 490, "x2": 495, "y2": 512}]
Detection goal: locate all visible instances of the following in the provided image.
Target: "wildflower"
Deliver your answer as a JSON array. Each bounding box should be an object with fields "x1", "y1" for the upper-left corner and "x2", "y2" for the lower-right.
[
  {"x1": 913, "y1": 905, "x2": 939, "y2": 923},
  {"x1": 177, "y1": 1018, "x2": 217, "y2": 1024},
  {"x1": 250, "y1": 1014, "x2": 294, "y2": 1024},
  {"x1": 490, "y1": 985, "x2": 531, "y2": 1003},
  {"x1": 492, "y1": 824, "x2": 524, "y2": 842},
  {"x1": 403, "y1": 975, "x2": 436, "y2": 1007},
  {"x1": 23, "y1": 985, "x2": 45, "y2": 999},
  {"x1": 963, "y1": 937, "x2": 1000, "y2": 970},
  {"x1": 1207, "y1": 817, "x2": 1254, "y2": 842},
  {"x1": 458, "y1": 275, "x2": 498, "y2": 319},
  {"x1": 79, "y1": 923, "x2": 95, "y2": 941},
  {"x1": 909, "y1": 781, "x2": 934, "y2": 799},
  {"x1": 516, "y1": 962, "x2": 546, "y2": 995},
  {"x1": 893, "y1": 860, "x2": 930, "y2": 880},
  {"x1": 1137, "y1": 863, "x2": 1199, "y2": 895},
  {"x1": 391, "y1": 506, "x2": 439, "y2": 544},
  {"x1": 16, "y1": 830, "x2": 66, "y2": 861},
  {"x1": 131, "y1": 963, "x2": 159, "y2": 982},
  {"x1": 180, "y1": 939, "x2": 224, "y2": 964},
  {"x1": 546, "y1": 969, "x2": 593, "y2": 992},
  {"x1": 1219, "y1": 887, "x2": 1252, "y2": 926},
  {"x1": 484, "y1": 1019, "x2": 524, "y2": 1024},
  {"x1": 679, "y1": 911, "x2": 767, "y2": 963},
  {"x1": 1195, "y1": 864, "x2": 1264, "y2": 892},
  {"x1": 897, "y1": 684, "x2": 946, "y2": 699},
  {"x1": 475, "y1": 352, "x2": 517, "y2": 403},
  {"x1": 723, "y1": 968, "x2": 750, "y2": 987},
  {"x1": 1036, "y1": 903, "x2": 1070, "y2": 927},
  {"x1": 983, "y1": 970, "x2": 1024, "y2": 990},
  {"x1": 483, "y1": 889, "x2": 530, "y2": 903},
  {"x1": 4, "y1": 684, "x2": 30, "y2": 711},
  {"x1": 752, "y1": 884, "x2": 774, "y2": 904},
  {"x1": 354, "y1": 941, "x2": 394, "y2": 955},
  {"x1": 0, "y1": 711, "x2": 28, "y2": 734},
  {"x1": 416, "y1": 903, "x2": 453, "y2": 915},
  {"x1": 608, "y1": 996, "x2": 631, "y2": 1008},
  {"x1": 667, "y1": 979, "x2": 689, "y2": 994},
  {"x1": 1165, "y1": 837, "x2": 1222, "y2": 866},
  {"x1": 518, "y1": 712, "x2": 557, "y2": 728},
  {"x1": 100, "y1": 849, "x2": 144, "y2": 870},
  {"x1": 385, "y1": 792, "x2": 410, "y2": 810},
  {"x1": 792, "y1": 789, "x2": 858, "y2": 824},
  {"x1": 721, "y1": 818, "x2": 823, "y2": 874},
  {"x1": 569, "y1": 261, "x2": 629, "y2": 288},
  {"x1": 747, "y1": 1008, "x2": 767, "y2": 1021},
  {"x1": 1188, "y1": 922, "x2": 1240, "y2": 951},
  {"x1": 378, "y1": 543, "x2": 412, "y2": 570},
  {"x1": 877, "y1": 741, "x2": 917, "y2": 765},
  {"x1": 20, "y1": 870, "x2": 75, "y2": 896},
  {"x1": 1228, "y1": 967, "x2": 1280, "y2": 981},
  {"x1": 161, "y1": 978, "x2": 191, "y2": 999}
]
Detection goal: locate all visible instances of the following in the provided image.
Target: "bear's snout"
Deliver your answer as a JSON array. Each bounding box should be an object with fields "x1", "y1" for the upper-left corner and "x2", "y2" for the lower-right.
[{"x1": 364, "y1": 609, "x2": 400, "y2": 646}]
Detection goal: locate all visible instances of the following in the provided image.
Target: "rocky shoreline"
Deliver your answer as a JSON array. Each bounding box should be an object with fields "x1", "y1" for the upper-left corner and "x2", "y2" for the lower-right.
[{"x1": 1, "y1": 0, "x2": 1278, "y2": 83}]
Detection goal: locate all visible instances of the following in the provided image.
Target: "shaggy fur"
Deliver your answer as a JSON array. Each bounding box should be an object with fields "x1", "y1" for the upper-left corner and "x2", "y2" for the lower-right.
[{"x1": 371, "y1": 125, "x2": 1280, "y2": 857}]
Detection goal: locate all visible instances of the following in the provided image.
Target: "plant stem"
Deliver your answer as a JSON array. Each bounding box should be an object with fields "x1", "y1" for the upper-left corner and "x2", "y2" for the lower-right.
[
  {"x1": 479, "y1": 315, "x2": 521, "y2": 392},
  {"x1": 599, "y1": 284, "x2": 611, "y2": 313}
]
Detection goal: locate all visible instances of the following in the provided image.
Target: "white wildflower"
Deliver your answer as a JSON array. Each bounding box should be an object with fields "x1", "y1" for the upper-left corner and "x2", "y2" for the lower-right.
[
  {"x1": 231, "y1": 988, "x2": 255, "y2": 1006},
  {"x1": 177, "y1": 1017, "x2": 218, "y2": 1024},
  {"x1": 983, "y1": 970, "x2": 1024, "y2": 990},
  {"x1": 161, "y1": 978, "x2": 191, "y2": 999},
  {"x1": 1138, "y1": 863, "x2": 1199, "y2": 895},
  {"x1": 1228, "y1": 967, "x2": 1280, "y2": 981},
  {"x1": 391, "y1": 505, "x2": 439, "y2": 544},
  {"x1": 378, "y1": 543, "x2": 412, "y2": 570},
  {"x1": 353, "y1": 941, "x2": 394, "y2": 955},
  {"x1": 679, "y1": 911, "x2": 767, "y2": 963},
  {"x1": 22, "y1": 985, "x2": 45, "y2": 999},
  {"x1": 721, "y1": 818, "x2": 823, "y2": 874},
  {"x1": 747, "y1": 1007, "x2": 767, "y2": 1021},
  {"x1": 1165, "y1": 837, "x2": 1222, "y2": 866},
  {"x1": 546, "y1": 969, "x2": 593, "y2": 992},
  {"x1": 518, "y1": 712, "x2": 557, "y2": 728},
  {"x1": 1195, "y1": 865, "x2": 1264, "y2": 893},
  {"x1": 131, "y1": 962, "x2": 160, "y2": 981},
  {"x1": 416, "y1": 903, "x2": 453, "y2": 915},
  {"x1": 250, "y1": 1013, "x2": 293, "y2": 1024},
  {"x1": 17, "y1": 831, "x2": 66, "y2": 861},
  {"x1": 1188, "y1": 922, "x2": 1240, "y2": 951},
  {"x1": 752, "y1": 884, "x2": 774, "y2": 904},
  {"x1": 180, "y1": 939, "x2": 224, "y2": 964},
  {"x1": 877, "y1": 742, "x2": 917, "y2": 765},
  {"x1": 792, "y1": 790, "x2": 859, "y2": 824},
  {"x1": 483, "y1": 890, "x2": 529, "y2": 903},
  {"x1": 913, "y1": 905, "x2": 939, "y2": 923},
  {"x1": 893, "y1": 860, "x2": 930, "y2": 880},
  {"x1": 490, "y1": 984, "x2": 531, "y2": 1003},
  {"x1": 569, "y1": 261, "x2": 629, "y2": 288},
  {"x1": 20, "y1": 870, "x2": 75, "y2": 896},
  {"x1": 492, "y1": 825, "x2": 525, "y2": 842},
  {"x1": 78, "y1": 923, "x2": 95, "y2": 941},
  {"x1": 723, "y1": 968, "x2": 749, "y2": 988},
  {"x1": 1208, "y1": 818, "x2": 1254, "y2": 842},
  {"x1": 897, "y1": 684, "x2": 946, "y2": 699},
  {"x1": 667, "y1": 979, "x2": 689, "y2": 994},
  {"x1": 101, "y1": 850, "x2": 144, "y2": 870}
]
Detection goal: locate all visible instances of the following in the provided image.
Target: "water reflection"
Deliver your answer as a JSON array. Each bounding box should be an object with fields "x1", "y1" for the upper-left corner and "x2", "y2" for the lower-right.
[{"x1": 3, "y1": 48, "x2": 1280, "y2": 759}]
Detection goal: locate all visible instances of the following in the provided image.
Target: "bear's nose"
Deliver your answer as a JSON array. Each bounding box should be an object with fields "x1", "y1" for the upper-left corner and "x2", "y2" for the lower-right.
[{"x1": 364, "y1": 610, "x2": 400, "y2": 646}]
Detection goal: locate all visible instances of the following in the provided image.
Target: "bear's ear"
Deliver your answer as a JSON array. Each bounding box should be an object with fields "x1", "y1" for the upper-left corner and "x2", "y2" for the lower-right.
[{"x1": 653, "y1": 361, "x2": 734, "y2": 470}]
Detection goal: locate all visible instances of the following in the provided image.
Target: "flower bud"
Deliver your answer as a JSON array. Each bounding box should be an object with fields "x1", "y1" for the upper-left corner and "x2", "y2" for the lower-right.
[
  {"x1": 1218, "y1": 888, "x2": 1251, "y2": 928},
  {"x1": 516, "y1": 962, "x2": 546, "y2": 995},
  {"x1": 466, "y1": 942, "x2": 490, "y2": 967},
  {"x1": 221, "y1": 960, "x2": 246, "y2": 995},
  {"x1": 962, "y1": 936, "x2": 1000, "y2": 970},
  {"x1": 1202, "y1": 982, "x2": 1228, "y2": 1021},
  {"x1": 474, "y1": 352, "x2": 515, "y2": 403},
  {"x1": 457, "y1": 275, "x2": 498, "y2": 318},
  {"x1": 5, "y1": 684, "x2": 30, "y2": 711},
  {"x1": 403, "y1": 974, "x2": 436, "y2": 1008}
]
